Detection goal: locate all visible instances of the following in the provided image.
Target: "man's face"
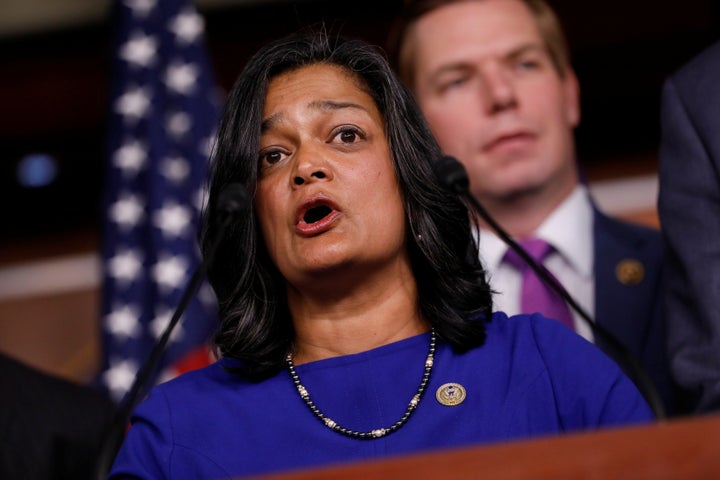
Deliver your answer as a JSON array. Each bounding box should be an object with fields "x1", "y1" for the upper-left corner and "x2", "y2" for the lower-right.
[{"x1": 409, "y1": 0, "x2": 580, "y2": 205}]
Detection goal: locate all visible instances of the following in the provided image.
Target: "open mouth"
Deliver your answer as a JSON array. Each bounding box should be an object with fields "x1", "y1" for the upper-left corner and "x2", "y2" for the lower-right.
[
  {"x1": 303, "y1": 204, "x2": 333, "y2": 224},
  {"x1": 296, "y1": 197, "x2": 341, "y2": 236}
]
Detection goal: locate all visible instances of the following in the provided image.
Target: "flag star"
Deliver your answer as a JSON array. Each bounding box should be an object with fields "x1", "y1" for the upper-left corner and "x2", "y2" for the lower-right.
[
  {"x1": 106, "y1": 305, "x2": 142, "y2": 339},
  {"x1": 161, "y1": 156, "x2": 190, "y2": 183},
  {"x1": 108, "y1": 249, "x2": 144, "y2": 284},
  {"x1": 168, "y1": 9, "x2": 204, "y2": 44},
  {"x1": 153, "y1": 255, "x2": 188, "y2": 290},
  {"x1": 115, "y1": 86, "x2": 152, "y2": 121},
  {"x1": 109, "y1": 193, "x2": 145, "y2": 230},
  {"x1": 165, "y1": 61, "x2": 198, "y2": 95},
  {"x1": 156, "y1": 368, "x2": 180, "y2": 385},
  {"x1": 199, "y1": 133, "x2": 216, "y2": 158},
  {"x1": 119, "y1": 32, "x2": 158, "y2": 68},
  {"x1": 113, "y1": 140, "x2": 147, "y2": 175},
  {"x1": 123, "y1": 0, "x2": 156, "y2": 17},
  {"x1": 199, "y1": 282, "x2": 218, "y2": 309},
  {"x1": 103, "y1": 358, "x2": 139, "y2": 401},
  {"x1": 150, "y1": 309, "x2": 184, "y2": 342},
  {"x1": 153, "y1": 201, "x2": 193, "y2": 237},
  {"x1": 166, "y1": 111, "x2": 191, "y2": 137},
  {"x1": 194, "y1": 186, "x2": 208, "y2": 213}
]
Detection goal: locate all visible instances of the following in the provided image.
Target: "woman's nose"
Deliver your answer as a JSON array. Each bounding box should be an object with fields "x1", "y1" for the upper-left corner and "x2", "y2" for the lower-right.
[
  {"x1": 294, "y1": 169, "x2": 327, "y2": 185},
  {"x1": 291, "y1": 147, "x2": 333, "y2": 186}
]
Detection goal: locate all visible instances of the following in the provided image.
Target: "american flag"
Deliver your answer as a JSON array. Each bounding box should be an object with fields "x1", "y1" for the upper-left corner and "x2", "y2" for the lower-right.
[{"x1": 98, "y1": 0, "x2": 221, "y2": 403}]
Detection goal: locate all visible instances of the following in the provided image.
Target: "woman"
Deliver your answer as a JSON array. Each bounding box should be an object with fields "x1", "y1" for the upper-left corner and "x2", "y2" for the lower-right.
[{"x1": 109, "y1": 31, "x2": 652, "y2": 479}]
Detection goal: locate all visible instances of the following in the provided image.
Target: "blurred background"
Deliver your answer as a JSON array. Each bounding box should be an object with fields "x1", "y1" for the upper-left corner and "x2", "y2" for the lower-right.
[{"x1": 1, "y1": 0, "x2": 718, "y2": 386}]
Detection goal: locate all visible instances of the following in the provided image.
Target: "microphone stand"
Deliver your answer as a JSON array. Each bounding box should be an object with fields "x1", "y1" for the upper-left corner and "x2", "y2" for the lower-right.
[
  {"x1": 435, "y1": 156, "x2": 667, "y2": 420},
  {"x1": 94, "y1": 183, "x2": 250, "y2": 478}
]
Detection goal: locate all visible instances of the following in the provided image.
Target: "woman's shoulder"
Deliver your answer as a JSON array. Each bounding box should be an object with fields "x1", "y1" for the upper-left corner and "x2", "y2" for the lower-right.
[
  {"x1": 483, "y1": 311, "x2": 613, "y2": 373},
  {"x1": 158, "y1": 357, "x2": 237, "y2": 387},
  {"x1": 487, "y1": 310, "x2": 585, "y2": 346},
  {"x1": 481, "y1": 311, "x2": 654, "y2": 426},
  {"x1": 142, "y1": 357, "x2": 268, "y2": 407}
]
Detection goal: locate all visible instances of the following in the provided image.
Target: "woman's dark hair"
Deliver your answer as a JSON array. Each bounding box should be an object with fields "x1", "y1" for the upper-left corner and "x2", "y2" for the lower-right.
[{"x1": 201, "y1": 29, "x2": 493, "y2": 380}]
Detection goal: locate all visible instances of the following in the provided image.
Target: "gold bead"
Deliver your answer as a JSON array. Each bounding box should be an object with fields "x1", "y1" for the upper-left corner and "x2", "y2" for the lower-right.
[
  {"x1": 324, "y1": 418, "x2": 336, "y2": 428},
  {"x1": 297, "y1": 385, "x2": 308, "y2": 398},
  {"x1": 372, "y1": 429, "x2": 387, "y2": 438}
]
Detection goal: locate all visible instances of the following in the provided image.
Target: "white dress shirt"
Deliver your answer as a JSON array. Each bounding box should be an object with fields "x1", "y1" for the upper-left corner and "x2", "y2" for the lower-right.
[{"x1": 477, "y1": 185, "x2": 596, "y2": 342}]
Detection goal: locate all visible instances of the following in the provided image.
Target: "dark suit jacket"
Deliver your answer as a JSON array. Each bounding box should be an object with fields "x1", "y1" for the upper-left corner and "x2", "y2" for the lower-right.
[
  {"x1": 658, "y1": 39, "x2": 720, "y2": 414},
  {"x1": 593, "y1": 208, "x2": 674, "y2": 414},
  {"x1": 0, "y1": 353, "x2": 117, "y2": 480}
]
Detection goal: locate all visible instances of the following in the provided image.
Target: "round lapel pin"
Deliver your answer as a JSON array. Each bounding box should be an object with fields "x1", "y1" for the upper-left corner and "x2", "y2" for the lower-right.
[
  {"x1": 615, "y1": 259, "x2": 644, "y2": 286},
  {"x1": 436, "y1": 382, "x2": 467, "y2": 406}
]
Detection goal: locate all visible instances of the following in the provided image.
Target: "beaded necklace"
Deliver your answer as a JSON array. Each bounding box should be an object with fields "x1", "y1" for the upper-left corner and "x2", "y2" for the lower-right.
[{"x1": 285, "y1": 329, "x2": 437, "y2": 439}]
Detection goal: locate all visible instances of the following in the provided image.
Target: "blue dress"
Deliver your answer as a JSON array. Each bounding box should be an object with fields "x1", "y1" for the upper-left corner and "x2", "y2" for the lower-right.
[{"x1": 109, "y1": 312, "x2": 653, "y2": 479}]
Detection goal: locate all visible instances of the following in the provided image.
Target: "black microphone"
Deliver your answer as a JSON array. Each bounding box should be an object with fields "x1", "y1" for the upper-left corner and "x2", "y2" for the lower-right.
[
  {"x1": 94, "y1": 182, "x2": 251, "y2": 479},
  {"x1": 434, "y1": 155, "x2": 667, "y2": 420},
  {"x1": 217, "y1": 182, "x2": 251, "y2": 219}
]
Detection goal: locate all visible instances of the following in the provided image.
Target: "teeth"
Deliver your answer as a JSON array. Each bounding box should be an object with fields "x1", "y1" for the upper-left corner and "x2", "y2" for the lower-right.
[{"x1": 304, "y1": 205, "x2": 332, "y2": 224}]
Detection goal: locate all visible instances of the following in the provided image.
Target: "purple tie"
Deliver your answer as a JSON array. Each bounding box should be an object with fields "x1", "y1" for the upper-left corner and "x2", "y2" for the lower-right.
[{"x1": 503, "y1": 238, "x2": 575, "y2": 330}]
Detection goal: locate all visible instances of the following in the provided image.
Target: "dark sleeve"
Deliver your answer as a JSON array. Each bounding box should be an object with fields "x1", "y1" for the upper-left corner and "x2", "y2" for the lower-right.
[
  {"x1": 658, "y1": 47, "x2": 720, "y2": 413},
  {"x1": 0, "y1": 353, "x2": 117, "y2": 480}
]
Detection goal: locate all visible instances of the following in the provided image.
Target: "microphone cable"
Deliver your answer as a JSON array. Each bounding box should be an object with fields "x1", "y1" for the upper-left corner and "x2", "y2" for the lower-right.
[
  {"x1": 434, "y1": 155, "x2": 667, "y2": 420},
  {"x1": 93, "y1": 183, "x2": 250, "y2": 479}
]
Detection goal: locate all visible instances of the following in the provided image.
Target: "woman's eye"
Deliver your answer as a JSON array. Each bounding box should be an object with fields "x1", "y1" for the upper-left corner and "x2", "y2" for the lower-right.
[
  {"x1": 259, "y1": 149, "x2": 285, "y2": 166},
  {"x1": 339, "y1": 130, "x2": 357, "y2": 143},
  {"x1": 331, "y1": 126, "x2": 365, "y2": 144}
]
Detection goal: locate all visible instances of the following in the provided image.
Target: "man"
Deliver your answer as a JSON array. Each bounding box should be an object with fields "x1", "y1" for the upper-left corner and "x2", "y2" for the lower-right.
[
  {"x1": 658, "y1": 39, "x2": 720, "y2": 414},
  {"x1": 0, "y1": 352, "x2": 117, "y2": 479},
  {"x1": 392, "y1": 0, "x2": 675, "y2": 413}
]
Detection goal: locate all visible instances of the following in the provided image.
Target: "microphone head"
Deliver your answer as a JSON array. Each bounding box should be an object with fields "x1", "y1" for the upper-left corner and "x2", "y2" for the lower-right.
[
  {"x1": 216, "y1": 183, "x2": 250, "y2": 217},
  {"x1": 434, "y1": 155, "x2": 469, "y2": 194}
]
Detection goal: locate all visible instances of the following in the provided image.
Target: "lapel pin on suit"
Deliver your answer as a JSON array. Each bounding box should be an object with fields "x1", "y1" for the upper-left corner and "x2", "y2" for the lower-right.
[{"x1": 615, "y1": 259, "x2": 645, "y2": 285}]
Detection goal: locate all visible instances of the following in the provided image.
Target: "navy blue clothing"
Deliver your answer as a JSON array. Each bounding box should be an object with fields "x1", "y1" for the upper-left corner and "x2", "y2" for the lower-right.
[
  {"x1": 592, "y1": 208, "x2": 674, "y2": 413},
  {"x1": 109, "y1": 312, "x2": 653, "y2": 479}
]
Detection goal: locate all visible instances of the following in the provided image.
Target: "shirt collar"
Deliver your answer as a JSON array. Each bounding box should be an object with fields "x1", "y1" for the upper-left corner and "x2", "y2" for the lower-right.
[{"x1": 477, "y1": 185, "x2": 594, "y2": 278}]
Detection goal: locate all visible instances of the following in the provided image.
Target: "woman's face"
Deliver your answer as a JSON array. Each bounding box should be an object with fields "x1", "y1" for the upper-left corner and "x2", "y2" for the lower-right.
[{"x1": 254, "y1": 63, "x2": 408, "y2": 288}]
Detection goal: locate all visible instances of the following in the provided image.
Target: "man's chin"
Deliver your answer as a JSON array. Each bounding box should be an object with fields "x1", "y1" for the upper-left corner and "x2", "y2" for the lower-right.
[{"x1": 475, "y1": 181, "x2": 546, "y2": 205}]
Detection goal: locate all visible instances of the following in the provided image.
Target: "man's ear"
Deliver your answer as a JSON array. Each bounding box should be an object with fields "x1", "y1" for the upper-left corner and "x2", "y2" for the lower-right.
[{"x1": 563, "y1": 67, "x2": 581, "y2": 128}]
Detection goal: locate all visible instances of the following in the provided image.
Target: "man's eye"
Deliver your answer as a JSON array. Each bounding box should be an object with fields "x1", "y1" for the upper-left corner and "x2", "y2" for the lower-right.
[
  {"x1": 516, "y1": 59, "x2": 540, "y2": 70},
  {"x1": 438, "y1": 76, "x2": 469, "y2": 94}
]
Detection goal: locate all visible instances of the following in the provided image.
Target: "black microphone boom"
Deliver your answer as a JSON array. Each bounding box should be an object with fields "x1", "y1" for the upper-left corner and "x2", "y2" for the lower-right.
[
  {"x1": 433, "y1": 155, "x2": 666, "y2": 420},
  {"x1": 94, "y1": 182, "x2": 251, "y2": 479}
]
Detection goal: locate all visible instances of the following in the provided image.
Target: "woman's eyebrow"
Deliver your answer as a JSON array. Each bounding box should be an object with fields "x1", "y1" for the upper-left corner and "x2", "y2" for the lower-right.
[
  {"x1": 261, "y1": 101, "x2": 369, "y2": 133},
  {"x1": 261, "y1": 112, "x2": 281, "y2": 133},
  {"x1": 308, "y1": 100, "x2": 369, "y2": 113}
]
